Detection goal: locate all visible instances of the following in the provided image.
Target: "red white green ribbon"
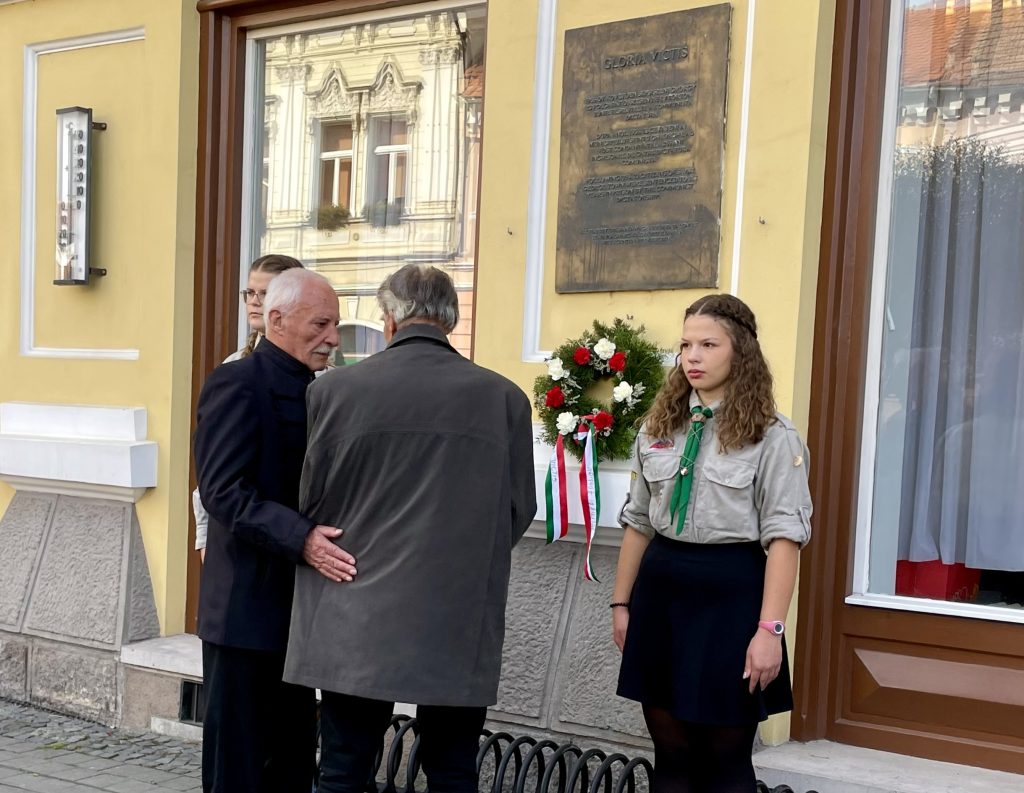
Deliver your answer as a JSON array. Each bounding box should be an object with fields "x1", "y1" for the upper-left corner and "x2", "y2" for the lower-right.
[
  {"x1": 575, "y1": 422, "x2": 601, "y2": 581},
  {"x1": 544, "y1": 433, "x2": 569, "y2": 543},
  {"x1": 545, "y1": 418, "x2": 601, "y2": 581}
]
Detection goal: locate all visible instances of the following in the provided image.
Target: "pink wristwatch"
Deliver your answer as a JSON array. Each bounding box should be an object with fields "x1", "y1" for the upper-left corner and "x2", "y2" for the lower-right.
[{"x1": 758, "y1": 620, "x2": 785, "y2": 636}]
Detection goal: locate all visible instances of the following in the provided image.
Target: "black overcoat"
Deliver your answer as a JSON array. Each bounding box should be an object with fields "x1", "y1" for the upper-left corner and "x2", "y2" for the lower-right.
[
  {"x1": 284, "y1": 324, "x2": 536, "y2": 706},
  {"x1": 194, "y1": 339, "x2": 315, "y2": 652}
]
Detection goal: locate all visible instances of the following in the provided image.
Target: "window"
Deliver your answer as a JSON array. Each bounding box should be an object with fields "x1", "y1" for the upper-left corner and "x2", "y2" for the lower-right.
[
  {"x1": 319, "y1": 121, "x2": 353, "y2": 214},
  {"x1": 242, "y1": 6, "x2": 486, "y2": 360},
  {"x1": 365, "y1": 116, "x2": 409, "y2": 226},
  {"x1": 855, "y1": 0, "x2": 1024, "y2": 617},
  {"x1": 336, "y1": 322, "x2": 386, "y2": 365}
]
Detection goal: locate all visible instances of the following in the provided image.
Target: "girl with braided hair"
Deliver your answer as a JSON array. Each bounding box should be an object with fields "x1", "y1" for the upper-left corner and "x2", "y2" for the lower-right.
[{"x1": 612, "y1": 294, "x2": 812, "y2": 793}]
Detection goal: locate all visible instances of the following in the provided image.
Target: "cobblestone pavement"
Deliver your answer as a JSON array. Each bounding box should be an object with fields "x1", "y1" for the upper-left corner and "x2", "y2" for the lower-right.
[{"x1": 0, "y1": 699, "x2": 201, "y2": 792}]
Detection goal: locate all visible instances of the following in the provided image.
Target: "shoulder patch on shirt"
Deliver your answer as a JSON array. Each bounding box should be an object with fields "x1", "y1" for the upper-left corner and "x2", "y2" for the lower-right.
[
  {"x1": 631, "y1": 470, "x2": 638, "y2": 481},
  {"x1": 650, "y1": 440, "x2": 674, "y2": 449}
]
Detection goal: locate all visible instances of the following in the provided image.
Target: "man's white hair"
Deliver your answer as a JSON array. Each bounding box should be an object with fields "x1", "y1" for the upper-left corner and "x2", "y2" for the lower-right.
[{"x1": 263, "y1": 268, "x2": 333, "y2": 317}]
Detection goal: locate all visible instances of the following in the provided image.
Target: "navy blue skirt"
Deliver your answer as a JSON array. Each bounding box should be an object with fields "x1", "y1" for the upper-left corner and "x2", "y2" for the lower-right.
[{"x1": 616, "y1": 534, "x2": 793, "y2": 726}]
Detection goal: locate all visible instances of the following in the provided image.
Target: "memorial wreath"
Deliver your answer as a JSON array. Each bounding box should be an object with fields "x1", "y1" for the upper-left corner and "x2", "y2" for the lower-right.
[{"x1": 533, "y1": 319, "x2": 664, "y2": 579}]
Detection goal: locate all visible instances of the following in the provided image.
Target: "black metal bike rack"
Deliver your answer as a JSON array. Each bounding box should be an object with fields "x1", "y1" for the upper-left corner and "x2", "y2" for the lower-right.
[{"x1": 357, "y1": 715, "x2": 818, "y2": 793}]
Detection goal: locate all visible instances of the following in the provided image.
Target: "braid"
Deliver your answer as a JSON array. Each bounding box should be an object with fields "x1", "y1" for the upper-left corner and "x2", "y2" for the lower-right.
[
  {"x1": 692, "y1": 297, "x2": 758, "y2": 340},
  {"x1": 240, "y1": 330, "x2": 260, "y2": 358}
]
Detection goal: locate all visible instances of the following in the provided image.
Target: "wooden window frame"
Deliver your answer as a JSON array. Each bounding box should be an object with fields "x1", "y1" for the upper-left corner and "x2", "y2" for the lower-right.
[
  {"x1": 794, "y1": 0, "x2": 1024, "y2": 773},
  {"x1": 188, "y1": 0, "x2": 464, "y2": 631}
]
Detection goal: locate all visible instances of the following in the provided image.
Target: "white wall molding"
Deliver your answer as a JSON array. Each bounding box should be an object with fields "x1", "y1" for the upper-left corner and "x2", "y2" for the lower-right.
[
  {"x1": 0, "y1": 402, "x2": 157, "y2": 501},
  {"x1": 729, "y1": 0, "x2": 756, "y2": 297},
  {"x1": 20, "y1": 28, "x2": 145, "y2": 361},
  {"x1": 521, "y1": 2, "x2": 757, "y2": 361},
  {"x1": 0, "y1": 475, "x2": 149, "y2": 504},
  {"x1": 521, "y1": 0, "x2": 558, "y2": 364},
  {"x1": 0, "y1": 402, "x2": 147, "y2": 440}
]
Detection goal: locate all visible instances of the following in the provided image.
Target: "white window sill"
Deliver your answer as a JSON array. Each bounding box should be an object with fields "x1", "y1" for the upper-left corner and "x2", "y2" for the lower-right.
[{"x1": 846, "y1": 592, "x2": 1024, "y2": 625}]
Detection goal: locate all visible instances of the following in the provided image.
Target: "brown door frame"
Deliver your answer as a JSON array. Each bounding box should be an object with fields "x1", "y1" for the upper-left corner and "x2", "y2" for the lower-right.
[
  {"x1": 791, "y1": 0, "x2": 890, "y2": 741},
  {"x1": 793, "y1": 0, "x2": 1024, "y2": 773},
  {"x1": 187, "y1": 0, "x2": 486, "y2": 630}
]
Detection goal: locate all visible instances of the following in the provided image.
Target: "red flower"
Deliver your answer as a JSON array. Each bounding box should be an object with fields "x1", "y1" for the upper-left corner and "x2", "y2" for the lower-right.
[
  {"x1": 591, "y1": 411, "x2": 614, "y2": 431},
  {"x1": 545, "y1": 386, "x2": 565, "y2": 408},
  {"x1": 573, "y1": 346, "x2": 591, "y2": 365},
  {"x1": 608, "y1": 351, "x2": 627, "y2": 372}
]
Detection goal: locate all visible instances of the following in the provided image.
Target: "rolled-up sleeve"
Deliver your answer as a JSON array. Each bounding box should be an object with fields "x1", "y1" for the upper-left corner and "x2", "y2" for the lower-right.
[
  {"x1": 755, "y1": 425, "x2": 813, "y2": 549},
  {"x1": 618, "y1": 437, "x2": 656, "y2": 539}
]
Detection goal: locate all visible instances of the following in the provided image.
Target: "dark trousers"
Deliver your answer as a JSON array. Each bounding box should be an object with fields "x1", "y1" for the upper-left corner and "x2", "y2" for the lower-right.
[
  {"x1": 201, "y1": 641, "x2": 317, "y2": 793},
  {"x1": 318, "y1": 690, "x2": 486, "y2": 793}
]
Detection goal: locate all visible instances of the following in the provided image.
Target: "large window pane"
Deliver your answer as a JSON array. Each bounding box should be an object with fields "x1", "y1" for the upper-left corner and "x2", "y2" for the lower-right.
[
  {"x1": 247, "y1": 8, "x2": 486, "y2": 358},
  {"x1": 867, "y1": 0, "x2": 1024, "y2": 610}
]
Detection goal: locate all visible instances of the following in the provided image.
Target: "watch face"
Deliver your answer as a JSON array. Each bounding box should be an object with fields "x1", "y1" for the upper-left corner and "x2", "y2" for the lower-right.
[{"x1": 772, "y1": 622, "x2": 784, "y2": 635}]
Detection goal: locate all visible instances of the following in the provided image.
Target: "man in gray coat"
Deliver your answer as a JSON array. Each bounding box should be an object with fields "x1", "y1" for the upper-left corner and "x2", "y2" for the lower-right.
[{"x1": 285, "y1": 264, "x2": 536, "y2": 793}]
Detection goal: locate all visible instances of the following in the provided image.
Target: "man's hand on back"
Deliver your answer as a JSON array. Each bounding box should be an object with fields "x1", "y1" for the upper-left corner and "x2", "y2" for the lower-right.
[{"x1": 303, "y1": 525, "x2": 357, "y2": 583}]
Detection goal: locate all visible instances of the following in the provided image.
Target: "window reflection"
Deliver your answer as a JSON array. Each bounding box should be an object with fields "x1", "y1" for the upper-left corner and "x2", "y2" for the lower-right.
[
  {"x1": 868, "y1": 0, "x2": 1024, "y2": 610},
  {"x1": 248, "y1": 8, "x2": 486, "y2": 359}
]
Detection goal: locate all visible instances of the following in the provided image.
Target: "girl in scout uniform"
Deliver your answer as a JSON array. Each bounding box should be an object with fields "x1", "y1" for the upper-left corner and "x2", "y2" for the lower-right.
[{"x1": 612, "y1": 294, "x2": 812, "y2": 793}]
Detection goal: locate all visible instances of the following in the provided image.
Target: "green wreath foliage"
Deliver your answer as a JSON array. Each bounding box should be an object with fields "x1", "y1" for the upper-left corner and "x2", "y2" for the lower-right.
[{"x1": 533, "y1": 318, "x2": 666, "y2": 462}]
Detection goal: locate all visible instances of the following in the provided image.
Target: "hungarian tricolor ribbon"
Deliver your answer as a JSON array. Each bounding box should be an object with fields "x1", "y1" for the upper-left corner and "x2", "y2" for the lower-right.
[
  {"x1": 544, "y1": 416, "x2": 601, "y2": 581},
  {"x1": 544, "y1": 433, "x2": 570, "y2": 543},
  {"x1": 576, "y1": 421, "x2": 600, "y2": 581}
]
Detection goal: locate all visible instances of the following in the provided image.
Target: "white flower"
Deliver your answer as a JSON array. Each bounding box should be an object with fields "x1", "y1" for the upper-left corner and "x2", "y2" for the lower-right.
[
  {"x1": 556, "y1": 412, "x2": 578, "y2": 435},
  {"x1": 593, "y1": 338, "x2": 616, "y2": 360},
  {"x1": 547, "y1": 358, "x2": 566, "y2": 381},
  {"x1": 612, "y1": 381, "x2": 634, "y2": 403}
]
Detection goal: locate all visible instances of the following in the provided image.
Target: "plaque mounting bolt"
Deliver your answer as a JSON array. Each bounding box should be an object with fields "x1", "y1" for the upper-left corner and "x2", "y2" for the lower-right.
[
  {"x1": 758, "y1": 216, "x2": 767, "y2": 225},
  {"x1": 506, "y1": 227, "x2": 513, "y2": 236}
]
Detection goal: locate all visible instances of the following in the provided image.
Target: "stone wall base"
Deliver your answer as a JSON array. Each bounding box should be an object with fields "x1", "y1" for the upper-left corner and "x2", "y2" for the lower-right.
[
  {"x1": 0, "y1": 631, "x2": 120, "y2": 724},
  {"x1": 0, "y1": 490, "x2": 160, "y2": 726}
]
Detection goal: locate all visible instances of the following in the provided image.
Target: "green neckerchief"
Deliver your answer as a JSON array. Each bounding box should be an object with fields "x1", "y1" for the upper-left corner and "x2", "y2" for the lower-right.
[{"x1": 669, "y1": 405, "x2": 714, "y2": 535}]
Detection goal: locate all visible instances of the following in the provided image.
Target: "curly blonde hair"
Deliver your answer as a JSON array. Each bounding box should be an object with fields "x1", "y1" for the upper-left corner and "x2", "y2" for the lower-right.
[{"x1": 644, "y1": 294, "x2": 776, "y2": 450}]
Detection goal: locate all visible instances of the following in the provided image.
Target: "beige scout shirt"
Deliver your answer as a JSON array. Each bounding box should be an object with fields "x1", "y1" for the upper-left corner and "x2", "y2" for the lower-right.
[{"x1": 618, "y1": 396, "x2": 812, "y2": 548}]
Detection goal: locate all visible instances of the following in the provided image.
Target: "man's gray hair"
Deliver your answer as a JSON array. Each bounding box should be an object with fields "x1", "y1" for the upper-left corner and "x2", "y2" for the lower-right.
[
  {"x1": 377, "y1": 265, "x2": 459, "y2": 333},
  {"x1": 263, "y1": 268, "x2": 333, "y2": 317}
]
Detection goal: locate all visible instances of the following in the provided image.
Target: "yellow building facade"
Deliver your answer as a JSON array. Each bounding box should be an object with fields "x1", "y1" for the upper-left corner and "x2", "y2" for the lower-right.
[{"x1": 4, "y1": 0, "x2": 1024, "y2": 783}]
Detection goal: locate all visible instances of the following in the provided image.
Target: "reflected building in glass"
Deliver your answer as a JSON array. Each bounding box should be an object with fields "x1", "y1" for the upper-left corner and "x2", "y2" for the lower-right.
[{"x1": 252, "y1": 9, "x2": 486, "y2": 360}]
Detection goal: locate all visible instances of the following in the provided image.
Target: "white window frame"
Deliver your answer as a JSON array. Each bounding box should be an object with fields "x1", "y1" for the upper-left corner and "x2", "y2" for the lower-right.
[
  {"x1": 846, "y1": 0, "x2": 1024, "y2": 626},
  {"x1": 318, "y1": 120, "x2": 355, "y2": 212},
  {"x1": 367, "y1": 116, "x2": 410, "y2": 208}
]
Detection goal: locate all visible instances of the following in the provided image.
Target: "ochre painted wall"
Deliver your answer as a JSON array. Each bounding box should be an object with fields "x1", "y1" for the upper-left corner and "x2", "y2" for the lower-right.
[
  {"x1": 473, "y1": 0, "x2": 836, "y2": 742},
  {"x1": 0, "y1": 0, "x2": 199, "y2": 635},
  {"x1": 0, "y1": 0, "x2": 835, "y2": 745}
]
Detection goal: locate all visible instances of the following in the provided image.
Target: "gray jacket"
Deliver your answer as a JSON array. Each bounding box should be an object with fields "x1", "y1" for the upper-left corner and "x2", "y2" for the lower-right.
[
  {"x1": 283, "y1": 323, "x2": 536, "y2": 706},
  {"x1": 619, "y1": 394, "x2": 812, "y2": 548}
]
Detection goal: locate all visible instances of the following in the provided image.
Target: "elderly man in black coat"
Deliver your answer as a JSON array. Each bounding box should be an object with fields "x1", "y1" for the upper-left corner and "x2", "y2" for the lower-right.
[
  {"x1": 285, "y1": 264, "x2": 537, "y2": 793},
  {"x1": 194, "y1": 268, "x2": 356, "y2": 793}
]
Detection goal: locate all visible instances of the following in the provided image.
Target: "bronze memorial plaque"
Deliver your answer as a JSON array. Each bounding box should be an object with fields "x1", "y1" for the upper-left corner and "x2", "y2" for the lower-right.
[{"x1": 555, "y1": 5, "x2": 731, "y2": 293}]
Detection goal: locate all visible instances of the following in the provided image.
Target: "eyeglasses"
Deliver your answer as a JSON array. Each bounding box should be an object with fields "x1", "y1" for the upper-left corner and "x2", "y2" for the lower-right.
[{"x1": 240, "y1": 289, "x2": 268, "y2": 303}]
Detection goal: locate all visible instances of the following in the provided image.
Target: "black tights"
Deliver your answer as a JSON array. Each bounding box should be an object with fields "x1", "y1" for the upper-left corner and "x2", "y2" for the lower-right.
[{"x1": 643, "y1": 706, "x2": 757, "y2": 793}]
